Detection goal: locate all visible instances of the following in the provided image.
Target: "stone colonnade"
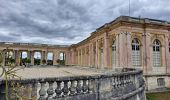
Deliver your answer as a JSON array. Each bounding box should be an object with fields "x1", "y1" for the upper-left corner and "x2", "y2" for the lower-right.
[{"x1": 0, "y1": 45, "x2": 67, "y2": 66}]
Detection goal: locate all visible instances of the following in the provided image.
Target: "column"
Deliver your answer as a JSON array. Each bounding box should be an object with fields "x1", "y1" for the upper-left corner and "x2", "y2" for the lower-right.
[
  {"x1": 2, "y1": 50, "x2": 6, "y2": 66},
  {"x1": 53, "y1": 51, "x2": 58, "y2": 65},
  {"x1": 14, "y1": 50, "x2": 20, "y2": 66},
  {"x1": 53, "y1": 51, "x2": 59, "y2": 65},
  {"x1": 104, "y1": 32, "x2": 111, "y2": 69},
  {"x1": 165, "y1": 34, "x2": 170, "y2": 73},
  {"x1": 96, "y1": 40, "x2": 99, "y2": 68},
  {"x1": 27, "y1": 51, "x2": 31, "y2": 59},
  {"x1": 115, "y1": 33, "x2": 119, "y2": 67},
  {"x1": 119, "y1": 32, "x2": 126, "y2": 67},
  {"x1": 144, "y1": 32, "x2": 152, "y2": 74},
  {"x1": 30, "y1": 51, "x2": 34, "y2": 65},
  {"x1": 89, "y1": 44, "x2": 92, "y2": 67},
  {"x1": 126, "y1": 32, "x2": 132, "y2": 67}
]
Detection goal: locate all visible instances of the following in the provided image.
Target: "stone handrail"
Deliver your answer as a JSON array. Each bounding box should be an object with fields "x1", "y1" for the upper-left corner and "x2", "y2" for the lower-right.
[{"x1": 0, "y1": 68, "x2": 146, "y2": 100}]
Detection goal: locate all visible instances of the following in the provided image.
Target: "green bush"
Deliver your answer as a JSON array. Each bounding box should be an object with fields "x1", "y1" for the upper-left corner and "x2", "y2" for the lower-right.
[
  {"x1": 57, "y1": 59, "x2": 65, "y2": 65},
  {"x1": 42, "y1": 59, "x2": 46, "y2": 64}
]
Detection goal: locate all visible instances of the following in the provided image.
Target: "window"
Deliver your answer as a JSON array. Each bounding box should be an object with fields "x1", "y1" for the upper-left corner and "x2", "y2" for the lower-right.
[
  {"x1": 112, "y1": 40, "x2": 116, "y2": 66},
  {"x1": 132, "y1": 38, "x2": 141, "y2": 66},
  {"x1": 153, "y1": 39, "x2": 161, "y2": 67},
  {"x1": 157, "y1": 78, "x2": 165, "y2": 87}
]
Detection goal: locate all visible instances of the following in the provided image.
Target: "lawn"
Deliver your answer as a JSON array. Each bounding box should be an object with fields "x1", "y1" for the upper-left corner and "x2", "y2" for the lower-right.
[{"x1": 146, "y1": 91, "x2": 170, "y2": 100}]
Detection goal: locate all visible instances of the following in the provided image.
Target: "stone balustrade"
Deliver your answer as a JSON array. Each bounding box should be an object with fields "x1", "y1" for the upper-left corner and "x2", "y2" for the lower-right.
[{"x1": 0, "y1": 68, "x2": 146, "y2": 100}]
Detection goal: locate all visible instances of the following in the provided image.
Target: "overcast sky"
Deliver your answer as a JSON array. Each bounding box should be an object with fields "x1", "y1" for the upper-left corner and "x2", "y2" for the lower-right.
[{"x1": 0, "y1": 0, "x2": 170, "y2": 45}]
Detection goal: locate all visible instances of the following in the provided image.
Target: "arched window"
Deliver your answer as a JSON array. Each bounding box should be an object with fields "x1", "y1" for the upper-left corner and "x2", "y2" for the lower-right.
[
  {"x1": 132, "y1": 38, "x2": 141, "y2": 66},
  {"x1": 112, "y1": 40, "x2": 116, "y2": 66},
  {"x1": 153, "y1": 39, "x2": 161, "y2": 67}
]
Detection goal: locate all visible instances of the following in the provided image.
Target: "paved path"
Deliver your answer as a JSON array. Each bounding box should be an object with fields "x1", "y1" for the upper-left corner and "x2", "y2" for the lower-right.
[{"x1": 0, "y1": 66, "x2": 114, "y2": 80}]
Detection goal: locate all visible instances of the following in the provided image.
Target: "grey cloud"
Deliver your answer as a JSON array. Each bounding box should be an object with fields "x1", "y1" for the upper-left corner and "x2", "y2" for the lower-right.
[{"x1": 0, "y1": 0, "x2": 170, "y2": 44}]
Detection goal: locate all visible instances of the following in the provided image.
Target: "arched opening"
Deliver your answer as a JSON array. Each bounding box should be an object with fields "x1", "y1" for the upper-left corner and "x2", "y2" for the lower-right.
[
  {"x1": 58, "y1": 52, "x2": 65, "y2": 65},
  {"x1": 153, "y1": 39, "x2": 161, "y2": 67},
  {"x1": 20, "y1": 51, "x2": 28, "y2": 66},
  {"x1": 47, "y1": 52, "x2": 53, "y2": 65},
  {"x1": 132, "y1": 38, "x2": 141, "y2": 66},
  {"x1": 34, "y1": 52, "x2": 41, "y2": 65},
  {"x1": 112, "y1": 40, "x2": 116, "y2": 68},
  {"x1": 5, "y1": 50, "x2": 14, "y2": 66}
]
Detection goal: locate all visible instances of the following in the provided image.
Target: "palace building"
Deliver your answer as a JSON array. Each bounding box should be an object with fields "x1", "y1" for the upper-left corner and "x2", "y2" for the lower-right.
[
  {"x1": 66, "y1": 16, "x2": 170, "y2": 91},
  {"x1": 1, "y1": 16, "x2": 170, "y2": 91}
]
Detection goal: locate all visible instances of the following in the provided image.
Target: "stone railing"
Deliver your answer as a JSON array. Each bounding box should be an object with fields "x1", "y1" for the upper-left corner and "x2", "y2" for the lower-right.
[{"x1": 0, "y1": 68, "x2": 146, "y2": 100}]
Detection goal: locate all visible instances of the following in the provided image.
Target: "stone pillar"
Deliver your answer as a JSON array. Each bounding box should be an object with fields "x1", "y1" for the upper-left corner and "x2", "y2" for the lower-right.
[
  {"x1": 104, "y1": 32, "x2": 111, "y2": 69},
  {"x1": 53, "y1": 51, "x2": 59, "y2": 65},
  {"x1": 81, "y1": 49, "x2": 83, "y2": 66},
  {"x1": 119, "y1": 32, "x2": 126, "y2": 67},
  {"x1": 162, "y1": 38, "x2": 166, "y2": 68},
  {"x1": 89, "y1": 44, "x2": 92, "y2": 67},
  {"x1": 115, "y1": 33, "x2": 119, "y2": 67},
  {"x1": 126, "y1": 32, "x2": 132, "y2": 67},
  {"x1": 2, "y1": 51, "x2": 6, "y2": 66},
  {"x1": 143, "y1": 33, "x2": 152, "y2": 74},
  {"x1": 30, "y1": 51, "x2": 34, "y2": 65},
  {"x1": 165, "y1": 34, "x2": 170, "y2": 73},
  {"x1": 14, "y1": 50, "x2": 20, "y2": 66},
  {"x1": 96, "y1": 40, "x2": 99, "y2": 68}
]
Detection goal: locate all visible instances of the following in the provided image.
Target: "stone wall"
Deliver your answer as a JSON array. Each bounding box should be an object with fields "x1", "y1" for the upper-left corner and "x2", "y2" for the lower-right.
[{"x1": 0, "y1": 68, "x2": 146, "y2": 100}]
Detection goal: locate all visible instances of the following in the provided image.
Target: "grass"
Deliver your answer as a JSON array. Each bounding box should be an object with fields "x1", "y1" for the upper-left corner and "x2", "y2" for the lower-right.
[{"x1": 146, "y1": 91, "x2": 170, "y2": 100}]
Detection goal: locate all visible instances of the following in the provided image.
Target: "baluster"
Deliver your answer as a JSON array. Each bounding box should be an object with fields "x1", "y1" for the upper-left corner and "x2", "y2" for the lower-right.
[
  {"x1": 122, "y1": 75, "x2": 125, "y2": 86},
  {"x1": 119, "y1": 76, "x2": 121, "y2": 87},
  {"x1": 31, "y1": 82, "x2": 37, "y2": 100},
  {"x1": 125, "y1": 75, "x2": 128, "y2": 85},
  {"x1": 121, "y1": 76, "x2": 123, "y2": 86},
  {"x1": 112, "y1": 77, "x2": 116, "y2": 88},
  {"x1": 128, "y1": 75, "x2": 131, "y2": 84},
  {"x1": 88, "y1": 79, "x2": 94, "y2": 93},
  {"x1": 39, "y1": 81, "x2": 47, "y2": 100},
  {"x1": 62, "y1": 80, "x2": 69, "y2": 96},
  {"x1": 69, "y1": 80, "x2": 76, "y2": 95},
  {"x1": 117, "y1": 76, "x2": 119, "y2": 88},
  {"x1": 47, "y1": 81, "x2": 54, "y2": 99},
  {"x1": 82, "y1": 79, "x2": 88, "y2": 93},
  {"x1": 55, "y1": 81, "x2": 62, "y2": 98},
  {"x1": 76, "y1": 80, "x2": 82, "y2": 94}
]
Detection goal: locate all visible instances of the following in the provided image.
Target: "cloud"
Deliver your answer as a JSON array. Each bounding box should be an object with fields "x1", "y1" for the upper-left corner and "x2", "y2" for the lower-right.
[{"x1": 0, "y1": 0, "x2": 170, "y2": 45}]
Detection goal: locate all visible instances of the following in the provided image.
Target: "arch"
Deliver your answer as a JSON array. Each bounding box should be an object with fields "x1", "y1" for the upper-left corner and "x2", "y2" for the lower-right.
[
  {"x1": 5, "y1": 50, "x2": 14, "y2": 66},
  {"x1": 153, "y1": 39, "x2": 161, "y2": 67},
  {"x1": 34, "y1": 51, "x2": 41, "y2": 65},
  {"x1": 47, "y1": 52, "x2": 53, "y2": 65},
  {"x1": 58, "y1": 52, "x2": 65, "y2": 65},
  {"x1": 132, "y1": 38, "x2": 141, "y2": 66},
  {"x1": 20, "y1": 51, "x2": 28, "y2": 66}
]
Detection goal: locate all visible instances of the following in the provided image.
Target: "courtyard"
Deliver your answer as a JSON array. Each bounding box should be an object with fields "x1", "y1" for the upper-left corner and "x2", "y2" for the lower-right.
[{"x1": 0, "y1": 66, "x2": 115, "y2": 80}]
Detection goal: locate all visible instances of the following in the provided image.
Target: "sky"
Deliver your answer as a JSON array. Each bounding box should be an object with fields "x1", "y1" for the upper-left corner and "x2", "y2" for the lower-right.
[{"x1": 0, "y1": 0, "x2": 170, "y2": 45}]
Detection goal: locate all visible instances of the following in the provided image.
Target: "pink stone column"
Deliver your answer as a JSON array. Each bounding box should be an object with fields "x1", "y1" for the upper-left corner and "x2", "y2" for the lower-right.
[
  {"x1": 145, "y1": 33, "x2": 152, "y2": 74},
  {"x1": 115, "y1": 33, "x2": 119, "y2": 67},
  {"x1": 126, "y1": 32, "x2": 132, "y2": 67},
  {"x1": 165, "y1": 34, "x2": 170, "y2": 73},
  {"x1": 104, "y1": 32, "x2": 111, "y2": 69},
  {"x1": 162, "y1": 41, "x2": 166, "y2": 68},
  {"x1": 30, "y1": 51, "x2": 34, "y2": 65},
  {"x1": 96, "y1": 40, "x2": 99, "y2": 68},
  {"x1": 119, "y1": 32, "x2": 126, "y2": 67}
]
